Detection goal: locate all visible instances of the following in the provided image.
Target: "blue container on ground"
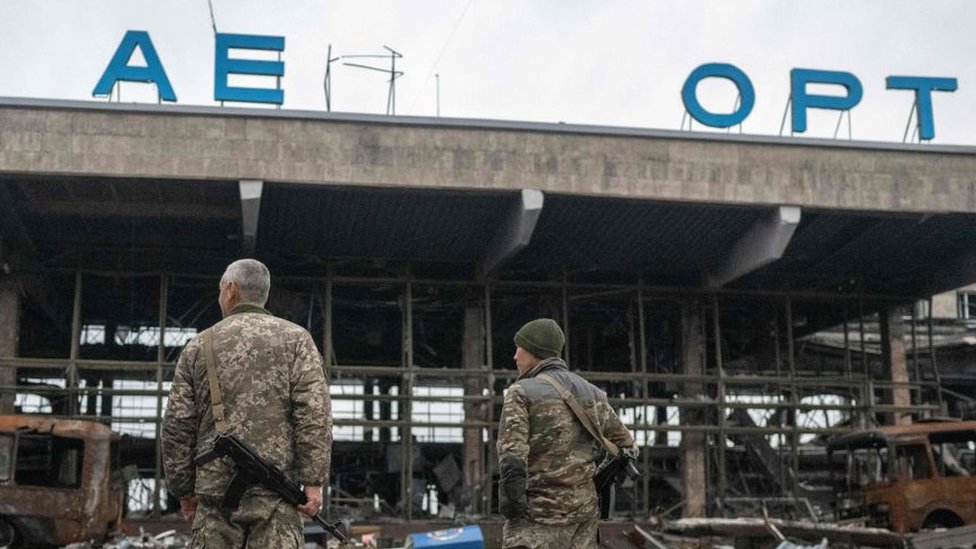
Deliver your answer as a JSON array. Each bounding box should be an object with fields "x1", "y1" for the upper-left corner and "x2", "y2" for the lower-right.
[{"x1": 406, "y1": 525, "x2": 483, "y2": 549}]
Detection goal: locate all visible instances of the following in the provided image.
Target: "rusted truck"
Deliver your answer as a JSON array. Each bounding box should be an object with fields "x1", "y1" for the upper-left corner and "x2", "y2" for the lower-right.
[
  {"x1": 0, "y1": 415, "x2": 124, "y2": 547},
  {"x1": 828, "y1": 419, "x2": 976, "y2": 533}
]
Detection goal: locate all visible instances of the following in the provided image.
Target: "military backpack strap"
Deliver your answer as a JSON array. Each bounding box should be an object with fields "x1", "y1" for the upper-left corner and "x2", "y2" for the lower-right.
[
  {"x1": 537, "y1": 372, "x2": 619, "y2": 457},
  {"x1": 202, "y1": 328, "x2": 229, "y2": 433}
]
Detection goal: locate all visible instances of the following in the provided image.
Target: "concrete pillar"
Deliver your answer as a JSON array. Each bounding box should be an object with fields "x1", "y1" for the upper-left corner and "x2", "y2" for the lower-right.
[
  {"x1": 461, "y1": 304, "x2": 486, "y2": 512},
  {"x1": 680, "y1": 299, "x2": 707, "y2": 518},
  {"x1": 363, "y1": 380, "x2": 375, "y2": 442},
  {"x1": 0, "y1": 281, "x2": 20, "y2": 414},
  {"x1": 378, "y1": 381, "x2": 392, "y2": 443},
  {"x1": 239, "y1": 180, "x2": 263, "y2": 256},
  {"x1": 880, "y1": 304, "x2": 912, "y2": 425}
]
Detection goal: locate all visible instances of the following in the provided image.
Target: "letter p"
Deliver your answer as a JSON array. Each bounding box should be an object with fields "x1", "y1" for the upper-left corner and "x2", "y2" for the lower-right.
[{"x1": 790, "y1": 68, "x2": 863, "y2": 134}]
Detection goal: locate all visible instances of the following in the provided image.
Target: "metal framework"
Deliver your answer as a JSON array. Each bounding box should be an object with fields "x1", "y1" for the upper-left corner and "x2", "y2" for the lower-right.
[{"x1": 0, "y1": 266, "x2": 946, "y2": 521}]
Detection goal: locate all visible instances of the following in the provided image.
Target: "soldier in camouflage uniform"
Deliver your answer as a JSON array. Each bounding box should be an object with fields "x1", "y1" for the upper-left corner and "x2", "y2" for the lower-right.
[
  {"x1": 162, "y1": 259, "x2": 332, "y2": 548},
  {"x1": 498, "y1": 318, "x2": 636, "y2": 549}
]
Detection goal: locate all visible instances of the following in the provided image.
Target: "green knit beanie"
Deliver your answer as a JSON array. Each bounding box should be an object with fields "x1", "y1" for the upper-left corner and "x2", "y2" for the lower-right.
[{"x1": 514, "y1": 318, "x2": 565, "y2": 359}]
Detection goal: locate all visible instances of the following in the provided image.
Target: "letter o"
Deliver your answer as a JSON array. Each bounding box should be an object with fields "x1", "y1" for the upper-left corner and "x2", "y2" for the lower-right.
[{"x1": 681, "y1": 63, "x2": 755, "y2": 128}]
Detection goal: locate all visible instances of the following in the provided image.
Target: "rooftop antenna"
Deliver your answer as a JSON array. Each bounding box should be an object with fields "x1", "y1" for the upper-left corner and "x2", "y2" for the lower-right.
[
  {"x1": 206, "y1": 0, "x2": 218, "y2": 36},
  {"x1": 324, "y1": 44, "x2": 340, "y2": 112},
  {"x1": 435, "y1": 73, "x2": 440, "y2": 117},
  {"x1": 343, "y1": 46, "x2": 403, "y2": 115}
]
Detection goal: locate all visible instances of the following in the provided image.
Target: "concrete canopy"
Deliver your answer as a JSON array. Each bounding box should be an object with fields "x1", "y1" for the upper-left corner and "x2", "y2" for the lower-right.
[{"x1": 2, "y1": 97, "x2": 976, "y2": 296}]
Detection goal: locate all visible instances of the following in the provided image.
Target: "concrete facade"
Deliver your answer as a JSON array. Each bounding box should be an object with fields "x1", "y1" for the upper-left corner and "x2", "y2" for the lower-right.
[
  {"x1": 931, "y1": 283, "x2": 976, "y2": 318},
  {"x1": 2, "y1": 98, "x2": 976, "y2": 213}
]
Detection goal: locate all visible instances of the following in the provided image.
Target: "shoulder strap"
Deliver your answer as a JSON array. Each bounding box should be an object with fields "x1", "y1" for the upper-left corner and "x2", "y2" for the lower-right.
[
  {"x1": 537, "y1": 372, "x2": 618, "y2": 456},
  {"x1": 202, "y1": 328, "x2": 229, "y2": 433}
]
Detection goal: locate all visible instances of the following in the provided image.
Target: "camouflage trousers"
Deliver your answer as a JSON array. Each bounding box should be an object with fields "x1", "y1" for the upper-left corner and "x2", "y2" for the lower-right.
[
  {"x1": 191, "y1": 494, "x2": 303, "y2": 549},
  {"x1": 502, "y1": 517, "x2": 598, "y2": 549}
]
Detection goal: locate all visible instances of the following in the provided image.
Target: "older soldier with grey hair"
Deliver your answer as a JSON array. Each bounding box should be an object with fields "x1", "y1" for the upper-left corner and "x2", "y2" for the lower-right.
[
  {"x1": 162, "y1": 259, "x2": 332, "y2": 548},
  {"x1": 498, "y1": 318, "x2": 636, "y2": 548}
]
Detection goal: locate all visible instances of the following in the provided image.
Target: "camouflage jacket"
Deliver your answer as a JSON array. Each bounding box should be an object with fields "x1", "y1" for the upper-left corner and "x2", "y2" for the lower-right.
[
  {"x1": 497, "y1": 358, "x2": 635, "y2": 524},
  {"x1": 162, "y1": 304, "x2": 332, "y2": 500}
]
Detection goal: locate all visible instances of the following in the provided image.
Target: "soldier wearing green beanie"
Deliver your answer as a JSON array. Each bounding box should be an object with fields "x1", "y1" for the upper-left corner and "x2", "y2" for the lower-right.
[
  {"x1": 498, "y1": 318, "x2": 637, "y2": 548},
  {"x1": 513, "y1": 318, "x2": 564, "y2": 360}
]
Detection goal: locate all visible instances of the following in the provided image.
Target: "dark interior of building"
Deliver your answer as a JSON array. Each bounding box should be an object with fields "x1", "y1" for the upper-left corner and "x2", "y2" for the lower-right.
[{"x1": 2, "y1": 172, "x2": 975, "y2": 530}]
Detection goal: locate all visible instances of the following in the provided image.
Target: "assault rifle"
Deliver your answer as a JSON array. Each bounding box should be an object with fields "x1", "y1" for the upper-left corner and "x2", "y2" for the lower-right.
[
  {"x1": 594, "y1": 450, "x2": 641, "y2": 519},
  {"x1": 194, "y1": 433, "x2": 346, "y2": 542}
]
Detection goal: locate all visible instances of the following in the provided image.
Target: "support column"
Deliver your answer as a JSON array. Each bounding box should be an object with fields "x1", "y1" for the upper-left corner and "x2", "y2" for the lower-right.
[
  {"x1": 482, "y1": 283, "x2": 496, "y2": 515},
  {"x1": 0, "y1": 280, "x2": 20, "y2": 414},
  {"x1": 153, "y1": 274, "x2": 168, "y2": 517},
  {"x1": 880, "y1": 304, "x2": 912, "y2": 425},
  {"x1": 400, "y1": 280, "x2": 416, "y2": 519},
  {"x1": 680, "y1": 299, "x2": 707, "y2": 518},
  {"x1": 461, "y1": 301, "x2": 486, "y2": 513},
  {"x1": 707, "y1": 206, "x2": 800, "y2": 288},
  {"x1": 478, "y1": 190, "x2": 544, "y2": 278},
  {"x1": 239, "y1": 180, "x2": 263, "y2": 257},
  {"x1": 66, "y1": 272, "x2": 83, "y2": 417},
  {"x1": 323, "y1": 268, "x2": 333, "y2": 370},
  {"x1": 364, "y1": 380, "x2": 375, "y2": 442},
  {"x1": 379, "y1": 381, "x2": 393, "y2": 443}
]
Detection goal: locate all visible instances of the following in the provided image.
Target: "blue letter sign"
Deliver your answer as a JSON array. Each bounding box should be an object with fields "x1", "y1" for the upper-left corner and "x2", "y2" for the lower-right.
[
  {"x1": 92, "y1": 31, "x2": 176, "y2": 101},
  {"x1": 214, "y1": 33, "x2": 285, "y2": 105},
  {"x1": 790, "y1": 68, "x2": 863, "y2": 134},
  {"x1": 681, "y1": 63, "x2": 756, "y2": 128},
  {"x1": 886, "y1": 76, "x2": 958, "y2": 140}
]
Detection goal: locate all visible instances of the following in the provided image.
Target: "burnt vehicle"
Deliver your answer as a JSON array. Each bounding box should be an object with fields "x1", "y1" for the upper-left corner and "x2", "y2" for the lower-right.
[
  {"x1": 0, "y1": 415, "x2": 124, "y2": 547},
  {"x1": 827, "y1": 419, "x2": 976, "y2": 533}
]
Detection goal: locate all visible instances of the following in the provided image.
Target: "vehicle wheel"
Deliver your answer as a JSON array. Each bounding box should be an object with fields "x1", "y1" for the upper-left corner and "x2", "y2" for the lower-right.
[
  {"x1": 922, "y1": 509, "x2": 964, "y2": 530},
  {"x1": 0, "y1": 518, "x2": 18, "y2": 549}
]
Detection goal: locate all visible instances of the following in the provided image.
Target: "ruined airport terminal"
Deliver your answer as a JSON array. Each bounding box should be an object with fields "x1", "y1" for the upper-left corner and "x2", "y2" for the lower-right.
[{"x1": 3, "y1": 96, "x2": 976, "y2": 545}]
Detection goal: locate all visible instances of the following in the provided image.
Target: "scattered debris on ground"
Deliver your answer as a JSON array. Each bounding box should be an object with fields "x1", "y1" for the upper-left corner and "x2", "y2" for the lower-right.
[{"x1": 64, "y1": 529, "x2": 191, "y2": 549}]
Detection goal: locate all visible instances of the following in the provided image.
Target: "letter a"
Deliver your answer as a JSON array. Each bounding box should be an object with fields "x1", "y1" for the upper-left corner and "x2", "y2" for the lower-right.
[{"x1": 92, "y1": 30, "x2": 176, "y2": 101}]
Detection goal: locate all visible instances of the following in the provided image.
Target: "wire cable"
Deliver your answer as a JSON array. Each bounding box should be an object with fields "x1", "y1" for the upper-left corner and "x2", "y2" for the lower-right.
[
  {"x1": 207, "y1": 0, "x2": 218, "y2": 36},
  {"x1": 407, "y1": 0, "x2": 475, "y2": 113}
]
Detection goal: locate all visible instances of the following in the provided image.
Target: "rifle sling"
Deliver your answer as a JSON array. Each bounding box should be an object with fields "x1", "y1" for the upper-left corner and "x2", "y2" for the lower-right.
[
  {"x1": 203, "y1": 328, "x2": 229, "y2": 433},
  {"x1": 536, "y1": 372, "x2": 619, "y2": 457}
]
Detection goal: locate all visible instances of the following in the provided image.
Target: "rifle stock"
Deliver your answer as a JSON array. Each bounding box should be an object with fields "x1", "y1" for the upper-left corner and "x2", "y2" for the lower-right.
[{"x1": 195, "y1": 433, "x2": 346, "y2": 542}]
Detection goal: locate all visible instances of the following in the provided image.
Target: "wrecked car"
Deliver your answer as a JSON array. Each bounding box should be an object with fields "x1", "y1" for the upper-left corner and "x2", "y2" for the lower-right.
[
  {"x1": 0, "y1": 415, "x2": 124, "y2": 547},
  {"x1": 828, "y1": 419, "x2": 976, "y2": 533}
]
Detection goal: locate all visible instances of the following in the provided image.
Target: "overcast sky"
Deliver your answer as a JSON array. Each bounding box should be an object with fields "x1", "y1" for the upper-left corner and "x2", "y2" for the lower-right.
[{"x1": 2, "y1": 1, "x2": 974, "y2": 145}]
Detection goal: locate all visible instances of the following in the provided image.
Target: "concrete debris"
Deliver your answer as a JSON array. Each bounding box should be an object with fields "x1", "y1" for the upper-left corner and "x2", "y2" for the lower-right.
[
  {"x1": 910, "y1": 523, "x2": 976, "y2": 549},
  {"x1": 775, "y1": 539, "x2": 828, "y2": 549},
  {"x1": 665, "y1": 518, "x2": 904, "y2": 547},
  {"x1": 64, "y1": 529, "x2": 191, "y2": 549},
  {"x1": 630, "y1": 525, "x2": 673, "y2": 549}
]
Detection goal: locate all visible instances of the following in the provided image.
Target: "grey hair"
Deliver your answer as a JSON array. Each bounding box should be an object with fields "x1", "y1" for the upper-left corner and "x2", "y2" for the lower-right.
[{"x1": 222, "y1": 259, "x2": 271, "y2": 305}]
